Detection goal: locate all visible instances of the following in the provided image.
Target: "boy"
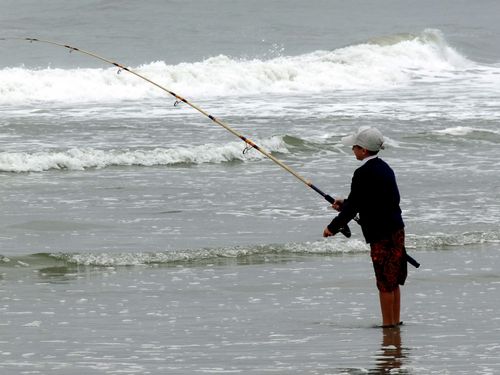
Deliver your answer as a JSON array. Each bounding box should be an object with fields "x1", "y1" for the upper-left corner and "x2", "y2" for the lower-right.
[{"x1": 323, "y1": 126, "x2": 407, "y2": 328}]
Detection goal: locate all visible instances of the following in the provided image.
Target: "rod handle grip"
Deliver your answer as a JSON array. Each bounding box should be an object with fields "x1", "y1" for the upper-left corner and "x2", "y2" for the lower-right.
[{"x1": 406, "y1": 253, "x2": 420, "y2": 268}]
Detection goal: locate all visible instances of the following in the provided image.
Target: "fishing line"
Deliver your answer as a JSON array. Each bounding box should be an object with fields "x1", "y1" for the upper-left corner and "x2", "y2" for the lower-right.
[{"x1": 3, "y1": 37, "x2": 422, "y2": 266}]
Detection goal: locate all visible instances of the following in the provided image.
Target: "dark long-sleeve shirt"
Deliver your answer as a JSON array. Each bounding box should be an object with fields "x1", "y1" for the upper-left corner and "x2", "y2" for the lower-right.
[{"x1": 327, "y1": 157, "x2": 404, "y2": 243}]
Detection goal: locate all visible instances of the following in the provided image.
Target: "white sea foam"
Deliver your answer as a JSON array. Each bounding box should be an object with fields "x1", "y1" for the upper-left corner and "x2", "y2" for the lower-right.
[
  {"x1": 435, "y1": 126, "x2": 476, "y2": 136},
  {"x1": 0, "y1": 136, "x2": 288, "y2": 172},
  {"x1": 0, "y1": 30, "x2": 476, "y2": 104},
  {"x1": 406, "y1": 231, "x2": 500, "y2": 249},
  {"x1": 51, "y1": 239, "x2": 369, "y2": 266},
  {"x1": 42, "y1": 230, "x2": 499, "y2": 267},
  {"x1": 434, "y1": 126, "x2": 500, "y2": 136}
]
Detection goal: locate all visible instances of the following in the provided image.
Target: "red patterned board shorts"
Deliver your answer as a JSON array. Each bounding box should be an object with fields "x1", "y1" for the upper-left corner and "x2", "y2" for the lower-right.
[{"x1": 370, "y1": 229, "x2": 407, "y2": 292}]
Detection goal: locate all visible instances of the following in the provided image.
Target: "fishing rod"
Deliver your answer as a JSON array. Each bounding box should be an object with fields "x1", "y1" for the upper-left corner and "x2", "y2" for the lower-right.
[
  {"x1": 6, "y1": 37, "x2": 352, "y2": 236},
  {"x1": 5, "y1": 37, "x2": 420, "y2": 267}
]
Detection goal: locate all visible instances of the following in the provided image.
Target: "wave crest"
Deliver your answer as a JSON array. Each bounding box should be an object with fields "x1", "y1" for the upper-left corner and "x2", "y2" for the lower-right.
[
  {"x1": 0, "y1": 136, "x2": 288, "y2": 172},
  {"x1": 1, "y1": 230, "x2": 498, "y2": 268},
  {"x1": 0, "y1": 29, "x2": 473, "y2": 104}
]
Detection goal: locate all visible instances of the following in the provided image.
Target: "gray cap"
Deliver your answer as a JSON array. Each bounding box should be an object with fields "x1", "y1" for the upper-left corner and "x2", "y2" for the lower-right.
[{"x1": 341, "y1": 126, "x2": 385, "y2": 152}]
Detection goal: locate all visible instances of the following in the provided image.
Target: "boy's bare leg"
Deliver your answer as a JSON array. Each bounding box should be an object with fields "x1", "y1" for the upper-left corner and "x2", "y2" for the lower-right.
[
  {"x1": 379, "y1": 289, "x2": 399, "y2": 326},
  {"x1": 393, "y1": 287, "x2": 401, "y2": 324}
]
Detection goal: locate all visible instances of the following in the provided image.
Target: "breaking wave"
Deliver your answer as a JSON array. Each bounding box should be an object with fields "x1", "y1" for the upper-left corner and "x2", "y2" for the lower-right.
[
  {"x1": 1, "y1": 230, "x2": 498, "y2": 268},
  {"x1": 0, "y1": 29, "x2": 474, "y2": 104},
  {"x1": 0, "y1": 135, "x2": 289, "y2": 172}
]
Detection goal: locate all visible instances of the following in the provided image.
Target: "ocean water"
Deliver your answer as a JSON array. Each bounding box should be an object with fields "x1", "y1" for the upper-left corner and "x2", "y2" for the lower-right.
[{"x1": 1, "y1": 1, "x2": 499, "y2": 373}]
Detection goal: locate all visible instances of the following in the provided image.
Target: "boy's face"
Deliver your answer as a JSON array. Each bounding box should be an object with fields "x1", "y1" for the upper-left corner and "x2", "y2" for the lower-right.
[{"x1": 352, "y1": 145, "x2": 369, "y2": 161}]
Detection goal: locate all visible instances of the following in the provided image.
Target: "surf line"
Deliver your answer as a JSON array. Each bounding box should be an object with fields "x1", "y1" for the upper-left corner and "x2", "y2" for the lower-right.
[{"x1": 7, "y1": 37, "x2": 419, "y2": 267}]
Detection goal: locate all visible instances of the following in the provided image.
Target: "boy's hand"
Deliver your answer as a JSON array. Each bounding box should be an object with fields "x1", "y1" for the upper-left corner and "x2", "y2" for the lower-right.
[
  {"x1": 323, "y1": 227, "x2": 334, "y2": 237},
  {"x1": 332, "y1": 199, "x2": 344, "y2": 212}
]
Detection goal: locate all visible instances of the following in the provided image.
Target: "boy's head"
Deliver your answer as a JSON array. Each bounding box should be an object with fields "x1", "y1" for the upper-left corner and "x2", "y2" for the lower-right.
[{"x1": 341, "y1": 126, "x2": 385, "y2": 152}]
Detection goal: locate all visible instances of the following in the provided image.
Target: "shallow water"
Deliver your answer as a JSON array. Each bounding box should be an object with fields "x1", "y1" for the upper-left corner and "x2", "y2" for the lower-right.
[{"x1": 0, "y1": 244, "x2": 498, "y2": 374}]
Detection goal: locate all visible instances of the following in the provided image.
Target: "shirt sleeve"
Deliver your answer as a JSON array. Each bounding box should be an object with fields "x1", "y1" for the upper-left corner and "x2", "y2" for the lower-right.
[{"x1": 327, "y1": 168, "x2": 362, "y2": 233}]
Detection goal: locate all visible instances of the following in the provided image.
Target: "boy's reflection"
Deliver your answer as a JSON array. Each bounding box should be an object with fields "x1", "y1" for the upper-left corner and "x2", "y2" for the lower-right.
[{"x1": 372, "y1": 327, "x2": 410, "y2": 374}]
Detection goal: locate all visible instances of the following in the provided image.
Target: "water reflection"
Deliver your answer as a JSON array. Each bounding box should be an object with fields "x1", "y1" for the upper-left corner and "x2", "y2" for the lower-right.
[
  {"x1": 37, "y1": 265, "x2": 79, "y2": 283},
  {"x1": 371, "y1": 326, "x2": 410, "y2": 374}
]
